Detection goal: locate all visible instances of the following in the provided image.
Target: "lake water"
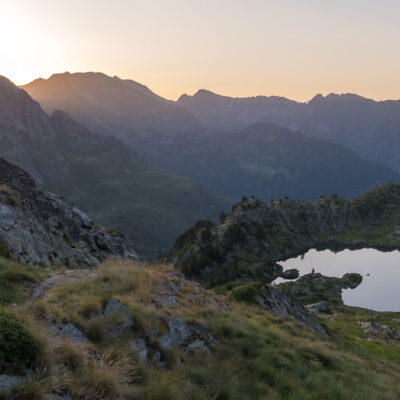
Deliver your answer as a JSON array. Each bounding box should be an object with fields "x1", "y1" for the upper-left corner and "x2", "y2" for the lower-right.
[{"x1": 277, "y1": 248, "x2": 400, "y2": 312}]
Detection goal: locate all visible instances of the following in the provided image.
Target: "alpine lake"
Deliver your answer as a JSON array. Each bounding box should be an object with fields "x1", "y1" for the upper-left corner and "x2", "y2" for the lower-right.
[{"x1": 277, "y1": 248, "x2": 400, "y2": 312}]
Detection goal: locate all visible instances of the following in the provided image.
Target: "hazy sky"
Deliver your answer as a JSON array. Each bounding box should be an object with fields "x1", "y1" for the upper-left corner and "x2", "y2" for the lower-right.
[{"x1": 1, "y1": 0, "x2": 400, "y2": 100}]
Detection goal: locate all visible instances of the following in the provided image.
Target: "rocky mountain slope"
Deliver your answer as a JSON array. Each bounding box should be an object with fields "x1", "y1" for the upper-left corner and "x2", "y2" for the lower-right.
[
  {"x1": 138, "y1": 122, "x2": 400, "y2": 202},
  {"x1": 168, "y1": 183, "x2": 400, "y2": 286},
  {"x1": 0, "y1": 157, "x2": 136, "y2": 267},
  {"x1": 22, "y1": 72, "x2": 202, "y2": 143},
  {"x1": 177, "y1": 90, "x2": 400, "y2": 172},
  {"x1": 0, "y1": 75, "x2": 227, "y2": 255}
]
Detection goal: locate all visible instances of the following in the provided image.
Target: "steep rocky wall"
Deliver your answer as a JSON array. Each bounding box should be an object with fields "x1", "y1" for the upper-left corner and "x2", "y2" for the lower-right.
[{"x1": 0, "y1": 158, "x2": 137, "y2": 267}]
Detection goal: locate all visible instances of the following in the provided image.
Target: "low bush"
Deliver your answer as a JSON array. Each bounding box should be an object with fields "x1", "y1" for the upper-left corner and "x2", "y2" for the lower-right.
[{"x1": 0, "y1": 309, "x2": 39, "y2": 371}]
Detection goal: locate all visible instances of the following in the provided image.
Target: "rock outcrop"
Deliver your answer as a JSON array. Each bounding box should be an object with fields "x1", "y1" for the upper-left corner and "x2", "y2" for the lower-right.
[
  {"x1": 168, "y1": 186, "x2": 400, "y2": 286},
  {"x1": 278, "y1": 272, "x2": 363, "y2": 306},
  {"x1": 0, "y1": 157, "x2": 137, "y2": 267},
  {"x1": 256, "y1": 284, "x2": 328, "y2": 337}
]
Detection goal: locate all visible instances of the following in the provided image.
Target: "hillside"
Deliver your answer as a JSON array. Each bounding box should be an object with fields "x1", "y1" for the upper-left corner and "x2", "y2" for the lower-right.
[
  {"x1": 177, "y1": 90, "x2": 400, "y2": 172},
  {"x1": 138, "y1": 122, "x2": 400, "y2": 202},
  {"x1": 0, "y1": 157, "x2": 399, "y2": 399},
  {"x1": 168, "y1": 183, "x2": 400, "y2": 286},
  {"x1": 1, "y1": 259, "x2": 400, "y2": 399},
  {"x1": 0, "y1": 76, "x2": 227, "y2": 256}
]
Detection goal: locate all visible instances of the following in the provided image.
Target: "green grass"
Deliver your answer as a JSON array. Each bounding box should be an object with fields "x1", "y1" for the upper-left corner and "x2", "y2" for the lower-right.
[{"x1": 0, "y1": 257, "x2": 47, "y2": 305}]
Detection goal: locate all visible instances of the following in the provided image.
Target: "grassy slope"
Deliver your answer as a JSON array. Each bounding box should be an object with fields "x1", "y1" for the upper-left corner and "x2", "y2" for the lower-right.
[{"x1": 3, "y1": 260, "x2": 400, "y2": 399}]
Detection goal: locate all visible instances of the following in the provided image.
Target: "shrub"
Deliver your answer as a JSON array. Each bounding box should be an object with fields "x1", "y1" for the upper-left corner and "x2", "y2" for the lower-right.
[
  {"x1": 229, "y1": 283, "x2": 260, "y2": 305},
  {"x1": 0, "y1": 309, "x2": 39, "y2": 371}
]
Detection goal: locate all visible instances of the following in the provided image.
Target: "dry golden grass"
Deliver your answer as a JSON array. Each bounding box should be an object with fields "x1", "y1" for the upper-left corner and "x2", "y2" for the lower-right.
[
  {"x1": 13, "y1": 364, "x2": 55, "y2": 400},
  {"x1": 64, "y1": 350, "x2": 136, "y2": 400}
]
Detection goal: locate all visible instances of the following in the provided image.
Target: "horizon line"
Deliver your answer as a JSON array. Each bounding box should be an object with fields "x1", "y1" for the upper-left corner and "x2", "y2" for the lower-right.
[{"x1": 13, "y1": 70, "x2": 400, "y2": 104}]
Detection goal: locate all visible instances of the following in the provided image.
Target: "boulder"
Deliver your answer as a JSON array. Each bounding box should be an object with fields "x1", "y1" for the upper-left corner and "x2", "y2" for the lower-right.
[
  {"x1": 306, "y1": 301, "x2": 332, "y2": 314},
  {"x1": 103, "y1": 298, "x2": 134, "y2": 338},
  {"x1": 130, "y1": 338, "x2": 148, "y2": 361},
  {"x1": 0, "y1": 374, "x2": 25, "y2": 395},
  {"x1": 160, "y1": 318, "x2": 193, "y2": 349},
  {"x1": 186, "y1": 339, "x2": 210, "y2": 354}
]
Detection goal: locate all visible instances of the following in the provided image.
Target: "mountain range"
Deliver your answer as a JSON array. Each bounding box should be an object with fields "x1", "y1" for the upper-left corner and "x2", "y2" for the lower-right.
[
  {"x1": 22, "y1": 73, "x2": 400, "y2": 203},
  {"x1": 0, "y1": 70, "x2": 392, "y2": 255},
  {"x1": 0, "y1": 75, "x2": 226, "y2": 256},
  {"x1": 177, "y1": 90, "x2": 400, "y2": 173}
]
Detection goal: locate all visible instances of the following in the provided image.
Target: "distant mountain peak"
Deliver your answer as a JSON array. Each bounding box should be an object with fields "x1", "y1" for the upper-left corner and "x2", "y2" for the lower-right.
[{"x1": 194, "y1": 89, "x2": 218, "y2": 97}]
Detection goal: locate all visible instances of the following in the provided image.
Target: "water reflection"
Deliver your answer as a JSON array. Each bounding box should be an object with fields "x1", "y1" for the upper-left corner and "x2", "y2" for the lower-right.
[{"x1": 278, "y1": 248, "x2": 400, "y2": 312}]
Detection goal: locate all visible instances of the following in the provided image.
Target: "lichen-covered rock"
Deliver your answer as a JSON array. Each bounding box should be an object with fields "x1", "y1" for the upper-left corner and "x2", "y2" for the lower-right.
[
  {"x1": 0, "y1": 157, "x2": 137, "y2": 267},
  {"x1": 159, "y1": 318, "x2": 193, "y2": 349}
]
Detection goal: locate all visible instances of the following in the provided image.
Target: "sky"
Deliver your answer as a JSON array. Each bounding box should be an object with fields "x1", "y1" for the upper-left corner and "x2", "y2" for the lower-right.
[{"x1": 1, "y1": 0, "x2": 400, "y2": 101}]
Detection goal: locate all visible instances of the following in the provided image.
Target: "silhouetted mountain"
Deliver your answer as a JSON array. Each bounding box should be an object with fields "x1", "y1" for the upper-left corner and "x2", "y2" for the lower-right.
[
  {"x1": 22, "y1": 72, "x2": 202, "y2": 145},
  {"x1": 177, "y1": 90, "x2": 400, "y2": 172},
  {"x1": 0, "y1": 76, "x2": 227, "y2": 255},
  {"x1": 137, "y1": 122, "x2": 400, "y2": 202}
]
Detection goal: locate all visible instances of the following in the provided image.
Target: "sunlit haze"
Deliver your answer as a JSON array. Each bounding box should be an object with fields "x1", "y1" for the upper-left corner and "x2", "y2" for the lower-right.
[{"x1": 1, "y1": 0, "x2": 400, "y2": 100}]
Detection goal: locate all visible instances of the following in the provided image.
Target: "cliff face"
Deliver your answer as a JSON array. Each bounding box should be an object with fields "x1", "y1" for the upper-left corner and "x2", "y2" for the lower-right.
[
  {"x1": 168, "y1": 184, "x2": 400, "y2": 286},
  {"x1": 0, "y1": 157, "x2": 137, "y2": 267}
]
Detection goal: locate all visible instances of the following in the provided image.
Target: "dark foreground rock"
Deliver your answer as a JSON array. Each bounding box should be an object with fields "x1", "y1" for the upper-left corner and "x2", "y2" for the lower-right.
[{"x1": 0, "y1": 157, "x2": 137, "y2": 267}]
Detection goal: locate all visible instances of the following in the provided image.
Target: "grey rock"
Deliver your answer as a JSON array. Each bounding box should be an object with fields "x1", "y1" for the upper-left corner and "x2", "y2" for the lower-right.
[
  {"x1": 48, "y1": 321, "x2": 88, "y2": 344},
  {"x1": 256, "y1": 284, "x2": 328, "y2": 337},
  {"x1": 72, "y1": 206, "x2": 93, "y2": 228},
  {"x1": 152, "y1": 350, "x2": 166, "y2": 367},
  {"x1": 0, "y1": 157, "x2": 138, "y2": 267},
  {"x1": 186, "y1": 339, "x2": 210, "y2": 354},
  {"x1": 280, "y1": 268, "x2": 300, "y2": 280},
  {"x1": 130, "y1": 338, "x2": 148, "y2": 361},
  {"x1": 306, "y1": 301, "x2": 332, "y2": 314},
  {"x1": 104, "y1": 298, "x2": 130, "y2": 315},
  {"x1": 102, "y1": 298, "x2": 134, "y2": 338},
  {"x1": 51, "y1": 395, "x2": 73, "y2": 400},
  {"x1": 0, "y1": 374, "x2": 25, "y2": 394},
  {"x1": 0, "y1": 205, "x2": 15, "y2": 231},
  {"x1": 154, "y1": 295, "x2": 177, "y2": 308},
  {"x1": 152, "y1": 280, "x2": 179, "y2": 295},
  {"x1": 159, "y1": 318, "x2": 193, "y2": 349}
]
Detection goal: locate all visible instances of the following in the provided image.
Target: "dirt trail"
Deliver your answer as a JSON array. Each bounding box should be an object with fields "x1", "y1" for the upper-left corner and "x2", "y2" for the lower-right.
[{"x1": 30, "y1": 269, "x2": 97, "y2": 300}]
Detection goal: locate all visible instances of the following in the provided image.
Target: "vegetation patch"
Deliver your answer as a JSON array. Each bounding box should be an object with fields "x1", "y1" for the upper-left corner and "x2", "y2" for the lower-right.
[{"x1": 0, "y1": 309, "x2": 39, "y2": 372}]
